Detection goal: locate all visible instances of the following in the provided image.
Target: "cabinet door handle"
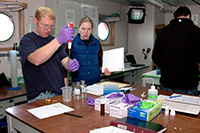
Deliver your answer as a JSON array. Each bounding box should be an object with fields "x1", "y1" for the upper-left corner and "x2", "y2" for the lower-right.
[{"x1": 9, "y1": 99, "x2": 14, "y2": 103}]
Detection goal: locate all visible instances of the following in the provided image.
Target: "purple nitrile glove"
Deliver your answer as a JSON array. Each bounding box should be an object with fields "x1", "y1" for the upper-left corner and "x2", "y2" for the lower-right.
[
  {"x1": 128, "y1": 94, "x2": 141, "y2": 102},
  {"x1": 122, "y1": 94, "x2": 141, "y2": 105},
  {"x1": 57, "y1": 25, "x2": 75, "y2": 45},
  {"x1": 68, "y1": 59, "x2": 79, "y2": 72},
  {"x1": 107, "y1": 93, "x2": 123, "y2": 99},
  {"x1": 122, "y1": 94, "x2": 129, "y2": 104},
  {"x1": 86, "y1": 97, "x2": 95, "y2": 106}
]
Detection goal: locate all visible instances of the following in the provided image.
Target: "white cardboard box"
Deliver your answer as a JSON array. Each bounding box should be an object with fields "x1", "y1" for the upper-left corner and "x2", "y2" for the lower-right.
[
  {"x1": 109, "y1": 100, "x2": 134, "y2": 118},
  {"x1": 95, "y1": 93, "x2": 124, "y2": 113}
]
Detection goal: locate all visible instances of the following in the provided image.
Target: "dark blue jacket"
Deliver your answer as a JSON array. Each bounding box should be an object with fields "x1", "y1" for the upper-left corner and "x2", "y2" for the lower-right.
[{"x1": 71, "y1": 33, "x2": 101, "y2": 85}]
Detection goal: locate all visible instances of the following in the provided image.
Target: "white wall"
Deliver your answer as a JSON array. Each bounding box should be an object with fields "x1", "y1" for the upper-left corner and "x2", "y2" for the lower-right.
[
  {"x1": 0, "y1": 0, "x2": 127, "y2": 78},
  {"x1": 0, "y1": 0, "x2": 45, "y2": 78},
  {"x1": 127, "y1": 4, "x2": 155, "y2": 71},
  {"x1": 129, "y1": 5, "x2": 200, "y2": 72},
  {"x1": 84, "y1": 0, "x2": 127, "y2": 51},
  {"x1": 1, "y1": 1, "x2": 198, "y2": 79},
  {"x1": 0, "y1": 0, "x2": 45, "y2": 48}
]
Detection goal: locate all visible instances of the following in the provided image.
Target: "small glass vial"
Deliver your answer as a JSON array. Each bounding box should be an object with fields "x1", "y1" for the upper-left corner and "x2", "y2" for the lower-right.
[
  {"x1": 74, "y1": 82, "x2": 82, "y2": 100},
  {"x1": 81, "y1": 80, "x2": 87, "y2": 98},
  {"x1": 100, "y1": 100, "x2": 105, "y2": 116}
]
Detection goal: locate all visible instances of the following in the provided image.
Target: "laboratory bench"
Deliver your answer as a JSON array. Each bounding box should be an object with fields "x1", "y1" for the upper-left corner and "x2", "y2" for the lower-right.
[
  {"x1": 5, "y1": 84, "x2": 200, "y2": 133},
  {"x1": 67, "y1": 65, "x2": 150, "y2": 86},
  {"x1": 142, "y1": 70, "x2": 200, "y2": 92},
  {"x1": 142, "y1": 70, "x2": 160, "y2": 87},
  {"x1": 0, "y1": 84, "x2": 27, "y2": 132},
  {"x1": 101, "y1": 65, "x2": 149, "y2": 85}
]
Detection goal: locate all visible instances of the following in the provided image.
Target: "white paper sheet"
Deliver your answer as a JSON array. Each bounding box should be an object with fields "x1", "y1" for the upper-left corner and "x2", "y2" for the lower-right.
[
  {"x1": 66, "y1": 10, "x2": 75, "y2": 24},
  {"x1": 90, "y1": 126, "x2": 134, "y2": 133},
  {"x1": 102, "y1": 47, "x2": 124, "y2": 73},
  {"x1": 27, "y1": 103, "x2": 74, "y2": 119}
]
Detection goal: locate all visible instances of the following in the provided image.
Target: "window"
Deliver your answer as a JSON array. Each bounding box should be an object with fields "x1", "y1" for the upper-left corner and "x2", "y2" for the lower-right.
[
  {"x1": 0, "y1": 12, "x2": 15, "y2": 42},
  {"x1": 98, "y1": 14, "x2": 114, "y2": 46},
  {"x1": 98, "y1": 22, "x2": 109, "y2": 41}
]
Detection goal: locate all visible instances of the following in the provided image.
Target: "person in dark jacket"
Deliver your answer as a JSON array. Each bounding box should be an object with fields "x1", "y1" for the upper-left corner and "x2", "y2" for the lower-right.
[
  {"x1": 64, "y1": 16, "x2": 111, "y2": 86},
  {"x1": 152, "y1": 6, "x2": 200, "y2": 95}
]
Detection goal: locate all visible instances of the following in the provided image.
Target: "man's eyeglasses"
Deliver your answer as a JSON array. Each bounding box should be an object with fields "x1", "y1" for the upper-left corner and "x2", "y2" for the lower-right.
[{"x1": 38, "y1": 21, "x2": 56, "y2": 30}]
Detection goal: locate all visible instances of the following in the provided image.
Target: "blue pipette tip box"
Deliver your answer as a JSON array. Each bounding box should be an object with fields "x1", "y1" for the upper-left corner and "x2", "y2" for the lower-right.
[{"x1": 103, "y1": 84, "x2": 119, "y2": 96}]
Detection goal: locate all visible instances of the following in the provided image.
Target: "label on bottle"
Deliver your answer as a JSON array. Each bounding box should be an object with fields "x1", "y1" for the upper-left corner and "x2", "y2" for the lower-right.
[
  {"x1": 148, "y1": 95, "x2": 158, "y2": 99},
  {"x1": 74, "y1": 88, "x2": 80, "y2": 95}
]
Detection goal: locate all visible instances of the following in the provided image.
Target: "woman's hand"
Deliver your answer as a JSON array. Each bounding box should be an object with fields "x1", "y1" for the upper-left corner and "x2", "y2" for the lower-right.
[{"x1": 104, "y1": 68, "x2": 111, "y2": 76}]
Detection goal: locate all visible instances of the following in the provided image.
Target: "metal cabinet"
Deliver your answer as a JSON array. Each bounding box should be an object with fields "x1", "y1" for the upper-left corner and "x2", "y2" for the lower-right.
[{"x1": 0, "y1": 95, "x2": 27, "y2": 119}]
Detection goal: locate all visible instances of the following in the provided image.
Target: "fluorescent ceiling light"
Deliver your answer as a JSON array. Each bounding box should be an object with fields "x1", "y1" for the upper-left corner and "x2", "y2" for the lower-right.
[
  {"x1": 148, "y1": 0, "x2": 172, "y2": 12},
  {"x1": 148, "y1": 0, "x2": 162, "y2": 7}
]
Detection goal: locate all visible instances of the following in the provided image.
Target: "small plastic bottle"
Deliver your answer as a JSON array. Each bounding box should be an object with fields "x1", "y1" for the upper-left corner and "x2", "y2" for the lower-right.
[
  {"x1": 81, "y1": 80, "x2": 87, "y2": 98},
  {"x1": 148, "y1": 85, "x2": 158, "y2": 101},
  {"x1": 170, "y1": 109, "x2": 176, "y2": 116},
  {"x1": 74, "y1": 82, "x2": 82, "y2": 100},
  {"x1": 165, "y1": 106, "x2": 169, "y2": 116}
]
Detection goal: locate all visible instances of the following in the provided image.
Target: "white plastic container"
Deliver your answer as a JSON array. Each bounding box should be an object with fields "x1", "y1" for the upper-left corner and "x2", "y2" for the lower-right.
[
  {"x1": 61, "y1": 86, "x2": 72, "y2": 102},
  {"x1": 165, "y1": 106, "x2": 169, "y2": 116},
  {"x1": 148, "y1": 85, "x2": 158, "y2": 101}
]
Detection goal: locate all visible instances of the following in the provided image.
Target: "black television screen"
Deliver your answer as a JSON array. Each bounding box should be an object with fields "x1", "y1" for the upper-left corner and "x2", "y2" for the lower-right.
[{"x1": 127, "y1": 8, "x2": 146, "y2": 24}]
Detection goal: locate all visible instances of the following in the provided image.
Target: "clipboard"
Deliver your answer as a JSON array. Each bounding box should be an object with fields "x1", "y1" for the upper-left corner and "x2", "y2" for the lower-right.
[{"x1": 102, "y1": 47, "x2": 124, "y2": 73}]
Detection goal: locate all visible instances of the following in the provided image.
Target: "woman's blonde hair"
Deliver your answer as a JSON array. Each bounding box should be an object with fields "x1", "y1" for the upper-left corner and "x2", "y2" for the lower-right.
[
  {"x1": 78, "y1": 16, "x2": 93, "y2": 28},
  {"x1": 35, "y1": 6, "x2": 56, "y2": 21}
]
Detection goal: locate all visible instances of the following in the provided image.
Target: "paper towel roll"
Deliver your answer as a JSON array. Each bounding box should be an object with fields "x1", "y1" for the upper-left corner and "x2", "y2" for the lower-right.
[{"x1": 9, "y1": 50, "x2": 18, "y2": 87}]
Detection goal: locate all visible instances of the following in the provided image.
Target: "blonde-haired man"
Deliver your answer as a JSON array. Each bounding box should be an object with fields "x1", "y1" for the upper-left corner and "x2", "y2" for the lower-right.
[{"x1": 19, "y1": 6, "x2": 79, "y2": 102}]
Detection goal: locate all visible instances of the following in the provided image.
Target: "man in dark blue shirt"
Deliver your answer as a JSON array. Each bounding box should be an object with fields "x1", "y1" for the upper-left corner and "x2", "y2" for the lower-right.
[{"x1": 19, "y1": 6, "x2": 79, "y2": 102}]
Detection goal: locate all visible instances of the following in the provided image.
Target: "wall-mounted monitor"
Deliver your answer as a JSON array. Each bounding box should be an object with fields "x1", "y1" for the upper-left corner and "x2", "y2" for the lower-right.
[{"x1": 127, "y1": 7, "x2": 146, "y2": 24}]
